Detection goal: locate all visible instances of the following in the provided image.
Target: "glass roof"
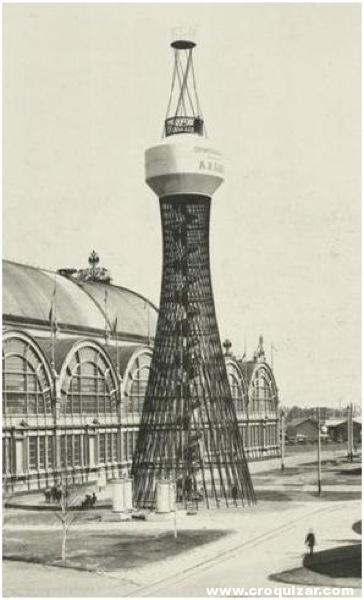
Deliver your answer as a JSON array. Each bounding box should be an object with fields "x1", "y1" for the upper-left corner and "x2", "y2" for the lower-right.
[{"x1": 3, "y1": 260, "x2": 158, "y2": 339}]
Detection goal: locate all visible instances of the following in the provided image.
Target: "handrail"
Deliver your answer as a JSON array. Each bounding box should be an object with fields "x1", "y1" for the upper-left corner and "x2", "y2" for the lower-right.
[{"x1": 165, "y1": 116, "x2": 204, "y2": 137}]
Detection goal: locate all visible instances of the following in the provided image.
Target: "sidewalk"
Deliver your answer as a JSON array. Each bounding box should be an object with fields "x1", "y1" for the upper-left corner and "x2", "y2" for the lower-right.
[
  {"x1": 140, "y1": 500, "x2": 361, "y2": 597},
  {"x1": 102, "y1": 500, "x2": 357, "y2": 589},
  {"x1": 4, "y1": 499, "x2": 360, "y2": 597},
  {"x1": 7, "y1": 447, "x2": 347, "y2": 511},
  {"x1": 3, "y1": 446, "x2": 360, "y2": 598}
]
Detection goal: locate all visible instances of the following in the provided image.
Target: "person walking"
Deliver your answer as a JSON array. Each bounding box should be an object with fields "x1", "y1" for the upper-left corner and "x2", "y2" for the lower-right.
[
  {"x1": 305, "y1": 529, "x2": 316, "y2": 556},
  {"x1": 231, "y1": 484, "x2": 238, "y2": 504}
]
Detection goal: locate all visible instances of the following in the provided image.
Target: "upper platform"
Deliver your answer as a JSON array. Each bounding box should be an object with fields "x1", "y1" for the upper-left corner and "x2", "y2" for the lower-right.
[
  {"x1": 165, "y1": 116, "x2": 204, "y2": 137},
  {"x1": 171, "y1": 39, "x2": 196, "y2": 50},
  {"x1": 163, "y1": 38, "x2": 205, "y2": 139}
]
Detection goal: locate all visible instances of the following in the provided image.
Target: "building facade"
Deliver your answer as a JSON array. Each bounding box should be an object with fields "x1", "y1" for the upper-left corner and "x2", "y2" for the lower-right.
[
  {"x1": 285, "y1": 417, "x2": 318, "y2": 443},
  {"x1": 3, "y1": 258, "x2": 280, "y2": 494},
  {"x1": 325, "y1": 418, "x2": 362, "y2": 445}
]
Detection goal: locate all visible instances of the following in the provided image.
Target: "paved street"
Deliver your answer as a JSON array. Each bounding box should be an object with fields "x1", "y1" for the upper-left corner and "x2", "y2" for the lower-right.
[
  {"x1": 3, "y1": 448, "x2": 361, "y2": 597},
  {"x1": 136, "y1": 501, "x2": 361, "y2": 597}
]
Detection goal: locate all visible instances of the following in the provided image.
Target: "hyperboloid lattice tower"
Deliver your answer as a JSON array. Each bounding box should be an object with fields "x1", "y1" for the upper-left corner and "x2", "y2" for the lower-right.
[{"x1": 132, "y1": 38, "x2": 255, "y2": 509}]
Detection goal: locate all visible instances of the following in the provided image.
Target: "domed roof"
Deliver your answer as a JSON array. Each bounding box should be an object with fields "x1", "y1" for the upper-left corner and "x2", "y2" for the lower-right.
[{"x1": 3, "y1": 260, "x2": 158, "y2": 341}]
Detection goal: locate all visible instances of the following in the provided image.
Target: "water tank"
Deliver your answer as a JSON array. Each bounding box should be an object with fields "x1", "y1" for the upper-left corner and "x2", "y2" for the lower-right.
[
  {"x1": 112, "y1": 479, "x2": 125, "y2": 512},
  {"x1": 156, "y1": 480, "x2": 171, "y2": 513},
  {"x1": 123, "y1": 478, "x2": 133, "y2": 511}
]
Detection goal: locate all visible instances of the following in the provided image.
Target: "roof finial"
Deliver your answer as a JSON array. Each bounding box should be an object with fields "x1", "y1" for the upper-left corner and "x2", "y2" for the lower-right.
[
  {"x1": 88, "y1": 250, "x2": 100, "y2": 271},
  {"x1": 72, "y1": 251, "x2": 112, "y2": 284},
  {"x1": 223, "y1": 338, "x2": 232, "y2": 356},
  {"x1": 254, "y1": 335, "x2": 265, "y2": 362}
]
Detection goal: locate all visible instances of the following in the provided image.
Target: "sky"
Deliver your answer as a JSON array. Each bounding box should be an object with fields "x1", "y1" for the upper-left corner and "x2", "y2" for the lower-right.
[{"x1": 3, "y1": 3, "x2": 361, "y2": 408}]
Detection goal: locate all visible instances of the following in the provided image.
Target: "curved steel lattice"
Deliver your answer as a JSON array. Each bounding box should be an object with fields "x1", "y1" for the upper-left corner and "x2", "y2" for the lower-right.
[
  {"x1": 132, "y1": 196, "x2": 256, "y2": 509},
  {"x1": 164, "y1": 42, "x2": 205, "y2": 137}
]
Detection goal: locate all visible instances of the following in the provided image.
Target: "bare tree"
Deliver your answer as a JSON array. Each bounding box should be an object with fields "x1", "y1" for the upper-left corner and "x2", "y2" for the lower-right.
[{"x1": 54, "y1": 474, "x2": 82, "y2": 565}]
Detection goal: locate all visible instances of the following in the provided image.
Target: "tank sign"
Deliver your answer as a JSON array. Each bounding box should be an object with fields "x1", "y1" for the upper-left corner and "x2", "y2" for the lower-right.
[
  {"x1": 145, "y1": 141, "x2": 225, "y2": 182},
  {"x1": 194, "y1": 145, "x2": 224, "y2": 175}
]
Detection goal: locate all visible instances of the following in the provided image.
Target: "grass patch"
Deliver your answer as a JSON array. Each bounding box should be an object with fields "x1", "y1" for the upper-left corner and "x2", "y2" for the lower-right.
[
  {"x1": 308, "y1": 491, "x2": 361, "y2": 501},
  {"x1": 270, "y1": 543, "x2": 361, "y2": 589},
  {"x1": 3, "y1": 528, "x2": 229, "y2": 572},
  {"x1": 270, "y1": 565, "x2": 361, "y2": 589},
  {"x1": 303, "y1": 543, "x2": 361, "y2": 579},
  {"x1": 255, "y1": 490, "x2": 292, "y2": 502},
  {"x1": 4, "y1": 510, "x2": 102, "y2": 528},
  {"x1": 338, "y1": 467, "x2": 362, "y2": 476},
  {"x1": 353, "y1": 521, "x2": 361, "y2": 535},
  {"x1": 317, "y1": 477, "x2": 361, "y2": 487}
]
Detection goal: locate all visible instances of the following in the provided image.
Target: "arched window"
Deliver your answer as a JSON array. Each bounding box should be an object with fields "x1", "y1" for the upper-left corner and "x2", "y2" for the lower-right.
[
  {"x1": 258, "y1": 372, "x2": 268, "y2": 412},
  {"x1": 250, "y1": 380, "x2": 257, "y2": 413},
  {"x1": 225, "y1": 360, "x2": 246, "y2": 415},
  {"x1": 124, "y1": 350, "x2": 152, "y2": 414},
  {"x1": 230, "y1": 372, "x2": 243, "y2": 413},
  {"x1": 250, "y1": 364, "x2": 277, "y2": 415},
  {"x1": 60, "y1": 343, "x2": 117, "y2": 415},
  {"x1": 3, "y1": 334, "x2": 52, "y2": 415}
]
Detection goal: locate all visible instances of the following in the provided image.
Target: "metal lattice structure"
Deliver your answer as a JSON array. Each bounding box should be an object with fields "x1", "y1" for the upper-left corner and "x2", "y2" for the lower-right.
[
  {"x1": 132, "y1": 39, "x2": 255, "y2": 509},
  {"x1": 164, "y1": 39, "x2": 205, "y2": 138}
]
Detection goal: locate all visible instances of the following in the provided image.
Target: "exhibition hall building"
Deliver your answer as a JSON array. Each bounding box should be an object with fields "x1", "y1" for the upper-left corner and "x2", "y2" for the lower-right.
[{"x1": 3, "y1": 256, "x2": 280, "y2": 494}]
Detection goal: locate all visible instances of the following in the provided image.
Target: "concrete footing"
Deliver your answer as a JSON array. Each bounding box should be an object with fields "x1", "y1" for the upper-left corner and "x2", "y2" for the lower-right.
[
  {"x1": 101, "y1": 512, "x2": 132, "y2": 522},
  {"x1": 146, "y1": 510, "x2": 186, "y2": 522}
]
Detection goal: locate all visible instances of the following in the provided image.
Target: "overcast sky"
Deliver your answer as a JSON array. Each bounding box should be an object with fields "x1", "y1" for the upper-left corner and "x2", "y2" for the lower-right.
[{"x1": 3, "y1": 4, "x2": 361, "y2": 408}]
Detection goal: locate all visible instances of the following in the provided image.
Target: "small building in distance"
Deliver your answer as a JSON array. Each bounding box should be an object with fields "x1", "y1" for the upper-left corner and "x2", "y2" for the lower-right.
[
  {"x1": 325, "y1": 417, "x2": 362, "y2": 445},
  {"x1": 286, "y1": 417, "x2": 318, "y2": 444}
]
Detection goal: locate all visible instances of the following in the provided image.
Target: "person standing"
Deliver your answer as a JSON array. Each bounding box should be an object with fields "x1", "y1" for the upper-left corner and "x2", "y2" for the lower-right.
[{"x1": 305, "y1": 529, "x2": 316, "y2": 556}]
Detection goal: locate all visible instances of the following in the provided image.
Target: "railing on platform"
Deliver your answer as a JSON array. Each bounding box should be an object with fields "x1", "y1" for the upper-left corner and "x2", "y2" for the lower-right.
[{"x1": 165, "y1": 116, "x2": 204, "y2": 137}]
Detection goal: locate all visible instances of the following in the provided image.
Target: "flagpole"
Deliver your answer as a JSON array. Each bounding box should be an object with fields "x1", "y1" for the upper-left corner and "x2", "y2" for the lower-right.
[
  {"x1": 317, "y1": 407, "x2": 322, "y2": 496},
  {"x1": 280, "y1": 409, "x2": 285, "y2": 472},
  {"x1": 50, "y1": 274, "x2": 57, "y2": 370},
  {"x1": 115, "y1": 321, "x2": 119, "y2": 378},
  {"x1": 347, "y1": 403, "x2": 353, "y2": 462},
  {"x1": 104, "y1": 289, "x2": 108, "y2": 344},
  {"x1": 270, "y1": 344, "x2": 278, "y2": 371},
  {"x1": 51, "y1": 319, "x2": 55, "y2": 371},
  {"x1": 147, "y1": 301, "x2": 151, "y2": 346}
]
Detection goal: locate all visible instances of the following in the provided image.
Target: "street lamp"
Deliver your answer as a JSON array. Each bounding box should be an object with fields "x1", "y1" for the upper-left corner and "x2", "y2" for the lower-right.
[
  {"x1": 347, "y1": 403, "x2": 354, "y2": 462},
  {"x1": 317, "y1": 407, "x2": 322, "y2": 496},
  {"x1": 280, "y1": 409, "x2": 285, "y2": 472},
  {"x1": 262, "y1": 415, "x2": 268, "y2": 455}
]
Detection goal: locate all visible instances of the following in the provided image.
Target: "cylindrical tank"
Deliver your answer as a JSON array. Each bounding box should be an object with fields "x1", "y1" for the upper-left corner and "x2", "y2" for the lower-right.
[
  {"x1": 145, "y1": 133, "x2": 224, "y2": 198},
  {"x1": 156, "y1": 480, "x2": 171, "y2": 513},
  {"x1": 123, "y1": 478, "x2": 133, "y2": 511},
  {"x1": 111, "y1": 479, "x2": 125, "y2": 512}
]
